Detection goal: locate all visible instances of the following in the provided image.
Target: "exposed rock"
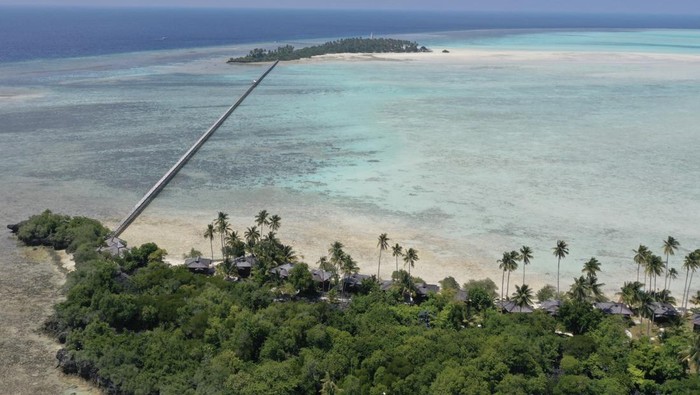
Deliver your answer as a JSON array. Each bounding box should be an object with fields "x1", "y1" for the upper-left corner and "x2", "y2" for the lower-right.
[
  {"x1": 6, "y1": 222, "x2": 22, "y2": 233},
  {"x1": 56, "y1": 348, "x2": 120, "y2": 394}
]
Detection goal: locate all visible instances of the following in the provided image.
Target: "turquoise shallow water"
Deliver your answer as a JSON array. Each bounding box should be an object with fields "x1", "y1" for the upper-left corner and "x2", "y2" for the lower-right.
[
  {"x1": 419, "y1": 29, "x2": 700, "y2": 54},
  {"x1": 1, "y1": 29, "x2": 699, "y2": 296}
]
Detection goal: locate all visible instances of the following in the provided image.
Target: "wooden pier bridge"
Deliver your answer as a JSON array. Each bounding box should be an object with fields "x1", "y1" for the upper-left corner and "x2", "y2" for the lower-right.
[{"x1": 111, "y1": 60, "x2": 279, "y2": 238}]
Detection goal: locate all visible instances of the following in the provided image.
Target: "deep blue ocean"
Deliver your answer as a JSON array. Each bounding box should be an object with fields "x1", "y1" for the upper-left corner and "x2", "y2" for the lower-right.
[{"x1": 1, "y1": 7, "x2": 700, "y2": 62}]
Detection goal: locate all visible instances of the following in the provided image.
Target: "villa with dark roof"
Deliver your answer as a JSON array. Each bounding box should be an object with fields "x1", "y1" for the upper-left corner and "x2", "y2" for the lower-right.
[
  {"x1": 650, "y1": 302, "x2": 679, "y2": 322},
  {"x1": 539, "y1": 300, "x2": 561, "y2": 316},
  {"x1": 269, "y1": 263, "x2": 295, "y2": 280},
  {"x1": 594, "y1": 302, "x2": 634, "y2": 318},
  {"x1": 497, "y1": 300, "x2": 533, "y2": 313},
  {"x1": 233, "y1": 255, "x2": 258, "y2": 278},
  {"x1": 185, "y1": 256, "x2": 214, "y2": 274},
  {"x1": 98, "y1": 236, "x2": 127, "y2": 257},
  {"x1": 311, "y1": 269, "x2": 333, "y2": 291}
]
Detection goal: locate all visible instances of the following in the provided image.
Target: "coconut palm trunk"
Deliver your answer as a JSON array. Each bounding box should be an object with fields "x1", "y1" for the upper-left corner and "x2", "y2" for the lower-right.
[
  {"x1": 553, "y1": 240, "x2": 569, "y2": 298},
  {"x1": 686, "y1": 271, "x2": 696, "y2": 310},
  {"x1": 506, "y1": 270, "x2": 512, "y2": 301},
  {"x1": 500, "y1": 270, "x2": 505, "y2": 301},
  {"x1": 683, "y1": 268, "x2": 691, "y2": 309},
  {"x1": 664, "y1": 254, "x2": 670, "y2": 290},
  {"x1": 557, "y1": 256, "x2": 561, "y2": 296},
  {"x1": 662, "y1": 236, "x2": 679, "y2": 291},
  {"x1": 377, "y1": 233, "x2": 389, "y2": 279}
]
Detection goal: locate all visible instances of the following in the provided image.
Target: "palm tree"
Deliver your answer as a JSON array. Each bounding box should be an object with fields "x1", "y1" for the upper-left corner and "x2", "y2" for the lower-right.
[
  {"x1": 638, "y1": 290, "x2": 656, "y2": 337},
  {"x1": 393, "y1": 269, "x2": 417, "y2": 302},
  {"x1": 682, "y1": 252, "x2": 694, "y2": 310},
  {"x1": 268, "y1": 214, "x2": 281, "y2": 232},
  {"x1": 618, "y1": 281, "x2": 644, "y2": 330},
  {"x1": 587, "y1": 275, "x2": 606, "y2": 302},
  {"x1": 255, "y1": 210, "x2": 269, "y2": 235},
  {"x1": 667, "y1": 267, "x2": 679, "y2": 290},
  {"x1": 569, "y1": 276, "x2": 590, "y2": 303},
  {"x1": 377, "y1": 233, "x2": 389, "y2": 279},
  {"x1": 505, "y1": 251, "x2": 519, "y2": 300},
  {"x1": 582, "y1": 257, "x2": 601, "y2": 279},
  {"x1": 203, "y1": 223, "x2": 215, "y2": 260},
  {"x1": 633, "y1": 244, "x2": 650, "y2": 284},
  {"x1": 667, "y1": 267, "x2": 678, "y2": 290},
  {"x1": 512, "y1": 284, "x2": 534, "y2": 309},
  {"x1": 281, "y1": 245, "x2": 297, "y2": 263},
  {"x1": 317, "y1": 256, "x2": 335, "y2": 292},
  {"x1": 690, "y1": 291, "x2": 700, "y2": 306},
  {"x1": 553, "y1": 240, "x2": 569, "y2": 297},
  {"x1": 244, "y1": 226, "x2": 260, "y2": 246},
  {"x1": 403, "y1": 248, "x2": 419, "y2": 275},
  {"x1": 497, "y1": 251, "x2": 518, "y2": 301},
  {"x1": 662, "y1": 236, "x2": 680, "y2": 291},
  {"x1": 617, "y1": 281, "x2": 643, "y2": 307},
  {"x1": 328, "y1": 241, "x2": 345, "y2": 280},
  {"x1": 215, "y1": 212, "x2": 231, "y2": 260},
  {"x1": 340, "y1": 253, "x2": 359, "y2": 296},
  {"x1": 683, "y1": 250, "x2": 700, "y2": 311},
  {"x1": 519, "y1": 245, "x2": 533, "y2": 285},
  {"x1": 392, "y1": 243, "x2": 403, "y2": 273},
  {"x1": 225, "y1": 230, "x2": 241, "y2": 258},
  {"x1": 646, "y1": 254, "x2": 664, "y2": 291},
  {"x1": 498, "y1": 254, "x2": 507, "y2": 302},
  {"x1": 264, "y1": 231, "x2": 276, "y2": 242},
  {"x1": 653, "y1": 289, "x2": 676, "y2": 305}
]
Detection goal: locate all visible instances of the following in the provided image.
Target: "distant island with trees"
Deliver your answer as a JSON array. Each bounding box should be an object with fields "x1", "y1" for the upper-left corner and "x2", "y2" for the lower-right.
[{"x1": 227, "y1": 37, "x2": 430, "y2": 63}]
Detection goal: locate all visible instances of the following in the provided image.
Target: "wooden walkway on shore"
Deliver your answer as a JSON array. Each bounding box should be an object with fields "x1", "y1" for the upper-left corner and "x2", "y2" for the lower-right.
[{"x1": 111, "y1": 61, "x2": 279, "y2": 238}]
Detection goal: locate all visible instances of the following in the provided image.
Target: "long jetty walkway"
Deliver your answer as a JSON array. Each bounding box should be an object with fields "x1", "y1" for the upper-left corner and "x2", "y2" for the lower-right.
[{"x1": 111, "y1": 61, "x2": 279, "y2": 238}]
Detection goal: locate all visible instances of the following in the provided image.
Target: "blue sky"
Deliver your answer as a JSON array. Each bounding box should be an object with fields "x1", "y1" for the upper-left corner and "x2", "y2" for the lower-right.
[{"x1": 2, "y1": 0, "x2": 700, "y2": 14}]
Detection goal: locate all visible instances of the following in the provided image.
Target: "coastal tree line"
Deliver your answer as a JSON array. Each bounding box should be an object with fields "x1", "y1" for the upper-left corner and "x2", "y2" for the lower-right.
[
  {"x1": 8, "y1": 209, "x2": 700, "y2": 394},
  {"x1": 227, "y1": 37, "x2": 429, "y2": 63}
]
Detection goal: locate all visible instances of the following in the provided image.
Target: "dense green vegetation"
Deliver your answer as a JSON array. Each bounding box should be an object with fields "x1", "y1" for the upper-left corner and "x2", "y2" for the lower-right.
[
  {"x1": 9, "y1": 211, "x2": 700, "y2": 394},
  {"x1": 227, "y1": 38, "x2": 429, "y2": 63},
  {"x1": 11, "y1": 209, "x2": 109, "y2": 255}
]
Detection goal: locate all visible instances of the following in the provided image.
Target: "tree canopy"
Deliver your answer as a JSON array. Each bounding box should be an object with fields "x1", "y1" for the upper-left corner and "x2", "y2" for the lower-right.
[
  {"x1": 10, "y1": 212, "x2": 699, "y2": 395},
  {"x1": 227, "y1": 38, "x2": 429, "y2": 63}
]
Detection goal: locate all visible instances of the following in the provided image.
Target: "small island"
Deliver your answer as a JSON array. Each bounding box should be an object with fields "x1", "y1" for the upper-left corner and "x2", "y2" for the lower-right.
[{"x1": 227, "y1": 37, "x2": 430, "y2": 63}]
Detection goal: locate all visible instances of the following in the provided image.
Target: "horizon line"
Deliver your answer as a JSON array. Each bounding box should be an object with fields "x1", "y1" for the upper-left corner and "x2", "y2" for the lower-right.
[{"x1": 2, "y1": 5, "x2": 700, "y2": 17}]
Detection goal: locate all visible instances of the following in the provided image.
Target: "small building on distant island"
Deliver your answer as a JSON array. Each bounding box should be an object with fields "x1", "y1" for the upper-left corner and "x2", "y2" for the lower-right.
[
  {"x1": 539, "y1": 300, "x2": 561, "y2": 316},
  {"x1": 98, "y1": 236, "x2": 127, "y2": 257},
  {"x1": 311, "y1": 268, "x2": 333, "y2": 291},
  {"x1": 415, "y1": 283, "x2": 440, "y2": 302},
  {"x1": 594, "y1": 302, "x2": 634, "y2": 318},
  {"x1": 343, "y1": 273, "x2": 371, "y2": 293},
  {"x1": 185, "y1": 256, "x2": 214, "y2": 275},
  {"x1": 650, "y1": 302, "x2": 680, "y2": 322},
  {"x1": 269, "y1": 263, "x2": 295, "y2": 280},
  {"x1": 233, "y1": 255, "x2": 257, "y2": 278},
  {"x1": 498, "y1": 300, "x2": 533, "y2": 314}
]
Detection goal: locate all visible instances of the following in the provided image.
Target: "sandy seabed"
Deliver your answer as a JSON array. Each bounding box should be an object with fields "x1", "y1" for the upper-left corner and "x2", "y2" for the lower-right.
[
  {"x1": 0, "y1": 239, "x2": 99, "y2": 395},
  {"x1": 113, "y1": 46, "x2": 700, "y2": 297}
]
